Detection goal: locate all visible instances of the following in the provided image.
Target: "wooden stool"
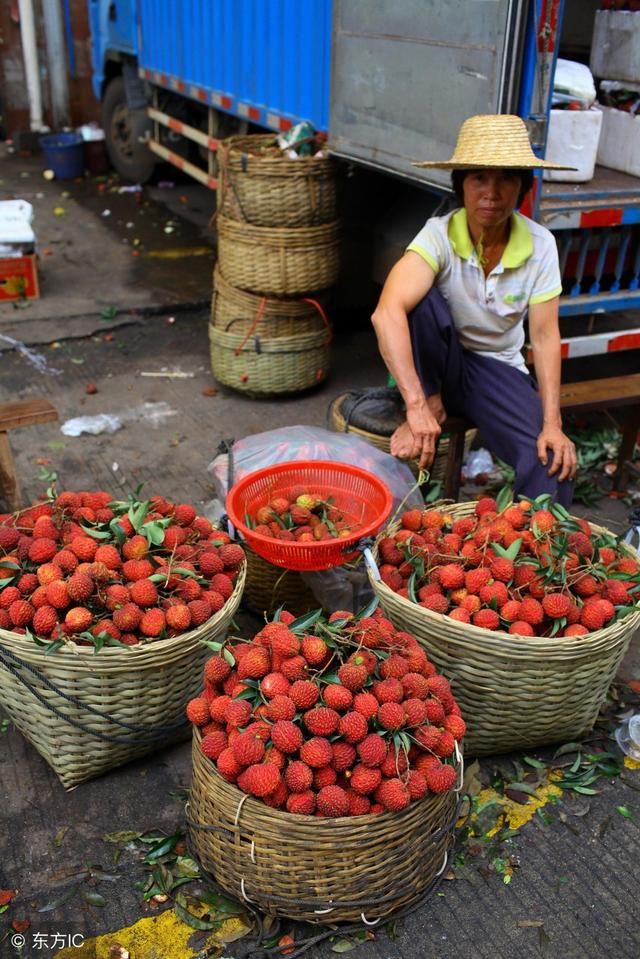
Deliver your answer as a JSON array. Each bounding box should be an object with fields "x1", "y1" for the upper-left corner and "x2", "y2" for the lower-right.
[
  {"x1": 439, "y1": 415, "x2": 474, "y2": 500},
  {"x1": 0, "y1": 399, "x2": 59, "y2": 511}
]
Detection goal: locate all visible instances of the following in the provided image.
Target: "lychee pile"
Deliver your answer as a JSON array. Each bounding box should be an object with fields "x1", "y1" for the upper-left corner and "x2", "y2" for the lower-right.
[
  {"x1": 0, "y1": 490, "x2": 244, "y2": 647},
  {"x1": 247, "y1": 490, "x2": 360, "y2": 542},
  {"x1": 188, "y1": 608, "x2": 463, "y2": 816},
  {"x1": 376, "y1": 494, "x2": 640, "y2": 638}
]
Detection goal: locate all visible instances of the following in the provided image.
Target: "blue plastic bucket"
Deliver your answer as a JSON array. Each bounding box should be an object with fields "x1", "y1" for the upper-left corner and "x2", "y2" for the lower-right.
[{"x1": 40, "y1": 132, "x2": 85, "y2": 179}]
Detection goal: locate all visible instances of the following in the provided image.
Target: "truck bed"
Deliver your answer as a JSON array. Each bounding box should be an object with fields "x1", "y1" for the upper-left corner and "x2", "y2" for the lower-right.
[{"x1": 540, "y1": 166, "x2": 640, "y2": 215}]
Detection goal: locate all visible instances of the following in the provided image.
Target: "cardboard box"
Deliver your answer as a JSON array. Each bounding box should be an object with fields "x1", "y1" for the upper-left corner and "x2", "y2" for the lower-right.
[
  {"x1": 591, "y1": 10, "x2": 640, "y2": 84},
  {"x1": 543, "y1": 107, "x2": 603, "y2": 182},
  {"x1": 0, "y1": 254, "x2": 40, "y2": 301},
  {"x1": 596, "y1": 104, "x2": 640, "y2": 178}
]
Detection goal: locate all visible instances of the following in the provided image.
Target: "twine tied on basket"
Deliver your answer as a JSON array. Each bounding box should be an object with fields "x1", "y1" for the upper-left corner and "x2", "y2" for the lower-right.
[
  {"x1": 0, "y1": 643, "x2": 188, "y2": 746},
  {"x1": 233, "y1": 296, "x2": 333, "y2": 357}
]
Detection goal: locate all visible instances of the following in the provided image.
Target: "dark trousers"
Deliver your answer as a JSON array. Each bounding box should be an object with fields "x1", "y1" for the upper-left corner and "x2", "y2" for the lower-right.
[{"x1": 409, "y1": 288, "x2": 573, "y2": 507}]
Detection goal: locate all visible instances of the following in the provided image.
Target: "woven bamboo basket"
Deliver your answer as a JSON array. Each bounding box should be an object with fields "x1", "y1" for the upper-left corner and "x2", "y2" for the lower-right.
[
  {"x1": 244, "y1": 547, "x2": 318, "y2": 618},
  {"x1": 368, "y1": 505, "x2": 640, "y2": 756},
  {"x1": 217, "y1": 134, "x2": 337, "y2": 227},
  {"x1": 328, "y1": 392, "x2": 477, "y2": 484},
  {"x1": 216, "y1": 216, "x2": 340, "y2": 296},
  {"x1": 208, "y1": 321, "x2": 331, "y2": 396},
  {"x1": 211, "y1": 266, "x2": 326, "y2": 337},
  {"x1": 188, "y1": 728, "x2": 459, "y2": 923},
  {"x1": 0, "y1": 564, "x2": 246, "y2": 789}
]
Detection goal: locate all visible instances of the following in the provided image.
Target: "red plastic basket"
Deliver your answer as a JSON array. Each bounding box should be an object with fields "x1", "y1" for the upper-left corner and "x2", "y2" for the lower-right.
[{"x1": 225, "y1": 461, "x2": 393, "y2": 571}]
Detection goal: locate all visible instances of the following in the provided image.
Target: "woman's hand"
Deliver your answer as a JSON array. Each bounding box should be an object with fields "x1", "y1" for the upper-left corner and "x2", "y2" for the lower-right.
[
  {"x1": 536, "y1": 424, "x2": 577, "y2": 482},
  {"x1": 391, "y1": 396, "x2": 446, "y2": 469}
]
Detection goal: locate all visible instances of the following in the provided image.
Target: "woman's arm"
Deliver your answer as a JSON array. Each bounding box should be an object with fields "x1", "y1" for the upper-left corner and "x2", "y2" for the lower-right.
[
  {"x1": 528, "y1": 297, "x2": 577, "y2": 482},
  {"x1": 371, "y1": 251, "x2": 442, "y2": 468}
]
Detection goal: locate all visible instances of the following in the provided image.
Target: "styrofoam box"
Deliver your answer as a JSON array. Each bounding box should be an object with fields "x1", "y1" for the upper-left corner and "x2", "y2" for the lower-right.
[
  {"x1": 591, "y1": 10, "x2": 640, "y2": 85},
  {"x1": 543, "y1": 108, "x2": 603, "y2": 182},
  {"x1": 596, "y1": 105, "x2": 640, "y2": 178}
]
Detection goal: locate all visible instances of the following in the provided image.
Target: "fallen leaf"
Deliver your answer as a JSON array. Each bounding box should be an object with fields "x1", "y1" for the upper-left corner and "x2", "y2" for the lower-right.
[
  {"x1": 52, "y1": 826, "x2": 70, "y2": 847},
  {"x1": 201, "y1": 387, "x2": 219, "y2": 397},
  {"x1": 517, "y1": 919, "x2": 544, "y2": 928}
]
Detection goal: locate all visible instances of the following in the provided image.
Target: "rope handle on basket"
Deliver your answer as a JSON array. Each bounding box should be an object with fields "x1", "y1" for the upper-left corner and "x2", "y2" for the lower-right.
[
  {"x1": 0, "y1": 643, "x2": 189, "y2": 744},
  {"x1": 233, "y1": 295, "x2": 333, "y2": 356}
]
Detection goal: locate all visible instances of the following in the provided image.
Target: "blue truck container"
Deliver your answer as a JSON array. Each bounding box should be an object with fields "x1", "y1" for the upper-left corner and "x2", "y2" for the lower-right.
[{"x1": 88, "y1": 0, "x2": 640, "y2": 347}]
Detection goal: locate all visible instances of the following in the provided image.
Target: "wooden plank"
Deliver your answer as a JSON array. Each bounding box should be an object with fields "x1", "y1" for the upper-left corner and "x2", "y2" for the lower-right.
[
  {"x1": 0, "y1": 398, "x2": 59, "y2": 431},
  {"x1": 559, "y1": 374, "x2": 640, "y2": 412},
  {"x1": 0, "y1": 430, "x2": 20, "y2": 510}
]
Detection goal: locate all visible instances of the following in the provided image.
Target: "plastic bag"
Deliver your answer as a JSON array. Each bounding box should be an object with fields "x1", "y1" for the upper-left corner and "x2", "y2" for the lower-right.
[
  {"x1": 208, "y1": 426, "x2": 424, "y2": 615},
  {"x1": 615, "y1": 714, "x2": 640, "y2": 760},
  {"x1": 208, "y1": 425, "x2": 424, "y2": 513},
  {"x1": 553, "y1": 59, "x2": 596, "y2": 109},
  {"x1": 461, "y1": 447, "x2": 494, "y2": 480},
  {"x1": 61, "y1": 414, "x2": 122, "y2": 436}
]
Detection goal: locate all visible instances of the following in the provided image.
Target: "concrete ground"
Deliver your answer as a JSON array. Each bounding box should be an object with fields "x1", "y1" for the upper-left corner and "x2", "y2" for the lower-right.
[{"x1": 0, "y1": 147, "x2": 639, "y2": 959}]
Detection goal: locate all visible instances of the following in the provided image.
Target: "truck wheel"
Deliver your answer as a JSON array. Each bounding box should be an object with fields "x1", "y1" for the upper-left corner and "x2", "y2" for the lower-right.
[{"x1": 102, "y1": 76, "x2": 156, "y2": 183}]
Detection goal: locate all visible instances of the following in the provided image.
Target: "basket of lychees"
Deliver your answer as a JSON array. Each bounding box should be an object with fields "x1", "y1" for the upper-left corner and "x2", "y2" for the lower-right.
[
  {"x1": 186, "y1": 607, "x2": 462, "y2": 923},
  {"x1": 225, "y1": 460, "x2": 393, "y2": 571},
  {"x1": 367, "y1": 494, "x2": 640, "y2": 756},
  {"x1": 0, "y1": 490, "x2": 246, "y2": 788}
]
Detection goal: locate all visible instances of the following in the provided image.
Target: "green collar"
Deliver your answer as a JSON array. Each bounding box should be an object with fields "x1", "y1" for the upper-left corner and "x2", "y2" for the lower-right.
[{"x1": 448, "y1": 209, "x2": 533, "y2": 268}]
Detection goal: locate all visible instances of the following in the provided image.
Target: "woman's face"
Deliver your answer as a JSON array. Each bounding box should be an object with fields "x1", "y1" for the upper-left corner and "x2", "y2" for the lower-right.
[{"x1": 462, "y1": 169, "x2": 522, "y2": 231}]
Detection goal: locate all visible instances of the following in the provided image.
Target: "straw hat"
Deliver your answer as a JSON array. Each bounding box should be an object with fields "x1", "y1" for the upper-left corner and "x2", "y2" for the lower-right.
[{"x1": 413, "y1": 114, "x2": 576, "y2": 170}]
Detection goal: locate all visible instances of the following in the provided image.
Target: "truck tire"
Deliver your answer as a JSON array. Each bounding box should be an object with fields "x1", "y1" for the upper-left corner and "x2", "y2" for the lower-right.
[{"x1": 102, "y1": 76, "x2": 156, "y2": 183}]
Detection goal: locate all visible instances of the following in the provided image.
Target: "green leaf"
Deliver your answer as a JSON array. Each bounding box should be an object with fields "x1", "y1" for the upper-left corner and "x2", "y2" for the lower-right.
[
  {"x1": 128, "y1": 501, "x2": 150, "y2": 531},
  {"x1": 288, "y1": 608, "x2": 323, "y2": 633},
  {"x1": 568, "y1": 753, "x2": 582, "y2": 774},
  {"x1": 501, "y1": 538, "x2": 522, "y2": 561},
  {"x1": 80, "y1": 525, "x2": 112, "y2": 540},
  {"x1": 408, "y1": 570, "x2": 418, "y2": 605},
  {"x1": 81, "y1": 889, "x2": 106, "y2": 907},
  {"x1": 144, "y1": 833, "x2": 181, "y2": 861},
  {"x1": 553, "y1": 742, "x2": 582, "y2": 758},
  {"x1": 109, "y1": 519, "x2": 127, "y2": 545},
  {"x1": 523, "y1": 756, "x2": 547, "y2": 769},
  {"x1": 0, "y1": 561, "x2": 20, "y2": 571},
  {"x1": 495, "y1": 485, "x2": 512, "y2": 513},
  {"x1": 331, "y1": 939, "x2": 359, "y2": 953},
  {"x1": 616, "y1": 805, "x2": 633, "y2": 819},
  {"x1": 570, "y1": 785, "x2": 599, "y2": 795},
  {"x1": 356, "y1": 594, "x2": 380, "y2": 620},
  {"x1": 144, "y1": 523, "x2": 167, "y2": 546},
  {"x1": 222, "y1": 647, "x2": 235, "y2": 667}
]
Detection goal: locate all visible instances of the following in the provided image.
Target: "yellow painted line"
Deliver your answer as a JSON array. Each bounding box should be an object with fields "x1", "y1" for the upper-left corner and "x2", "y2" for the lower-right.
[
  {"x1": 53, "y1": 910, "x2": 250, "y2": 959},
  {"x1": 145, "y1": 247, "x2": 212, "y2": 259}
]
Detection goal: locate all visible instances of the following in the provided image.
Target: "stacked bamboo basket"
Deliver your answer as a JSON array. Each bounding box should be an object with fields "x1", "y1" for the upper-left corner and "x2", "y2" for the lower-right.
[{"x1": 210, "y1": 134, "x2": 339, "y2": 396}]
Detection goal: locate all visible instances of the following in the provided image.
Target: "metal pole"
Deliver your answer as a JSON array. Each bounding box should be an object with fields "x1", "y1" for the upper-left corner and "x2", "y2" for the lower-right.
[
  {"x1": 17, "y1": 0, "x2": 46, "y2": 131},
  {"x1": 42, "y1": 0, "x2": 71, "y2": 128}
]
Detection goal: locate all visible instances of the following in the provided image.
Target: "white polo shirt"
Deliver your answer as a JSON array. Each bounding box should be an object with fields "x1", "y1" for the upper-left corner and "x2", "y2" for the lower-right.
[{"x1": 407, "y1": 208, "x2": 562, "y2": 372}]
